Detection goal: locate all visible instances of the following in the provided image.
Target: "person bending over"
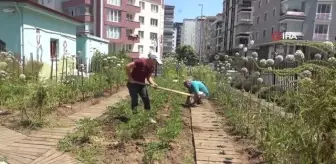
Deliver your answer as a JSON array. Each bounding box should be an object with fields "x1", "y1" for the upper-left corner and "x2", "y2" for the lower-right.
[{"x1": 184, "y1": 80, "x2": 209, "y2": 106}]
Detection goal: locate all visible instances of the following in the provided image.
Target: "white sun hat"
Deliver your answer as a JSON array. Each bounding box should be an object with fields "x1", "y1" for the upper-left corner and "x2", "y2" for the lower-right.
[{"x1": 149, "y1": 53, "x2": 163, "y2": 64}]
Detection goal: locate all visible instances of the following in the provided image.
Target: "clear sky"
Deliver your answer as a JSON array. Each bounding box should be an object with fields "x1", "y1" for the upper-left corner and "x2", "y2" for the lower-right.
[{"x1": 164, "y1": 0, "x2": 223, "y2": 22}]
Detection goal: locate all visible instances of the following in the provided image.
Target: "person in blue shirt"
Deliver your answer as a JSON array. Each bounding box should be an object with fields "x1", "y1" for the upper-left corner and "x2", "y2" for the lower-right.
[{"x1": 184, "y1": 80, "x2": 209, "y2": 106}]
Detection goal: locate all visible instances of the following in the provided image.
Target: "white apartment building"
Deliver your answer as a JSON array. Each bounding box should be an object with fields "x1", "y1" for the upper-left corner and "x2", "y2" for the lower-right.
[
  {"x1": 135, "y1": 0, "x2": 164, "y2": 58},
  {"x1": 181, "y1": 19, "x2": 197, "y2": 50},
  {"x1": 172, "y1": 28, "x2": 177, "y2": 51}
]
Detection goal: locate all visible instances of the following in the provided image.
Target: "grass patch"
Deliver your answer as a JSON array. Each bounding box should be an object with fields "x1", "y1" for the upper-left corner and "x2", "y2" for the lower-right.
[
  {"x1": 58, "y1": 118, "x2": 102, "y2": 164},
  {"x1": 143, "y1": 88, "x2": 184, "y2": 163}
]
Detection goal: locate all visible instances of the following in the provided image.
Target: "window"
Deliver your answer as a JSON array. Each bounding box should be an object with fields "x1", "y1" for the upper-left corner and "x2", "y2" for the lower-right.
[
  {"x1": 263, "y1": 29, "x2": 266, "y2": 37},
  {"x1": 256, "y1": 16, "x2": 260, "y2": 24},
  {"x1": 126, "y1": 29, "x2": 133, "y2": 35},
  {"x1": 106, "y1": 26, "x2": 121, "y2": 39},
  {"x1": 139, "y1": 1, "x2": 145, "y2": 10},
  {"x1": 138, "y1": 45, "x2": 143, "y2": 54},
  {"x1": 150, "y1": 46, "x2": 157, "y2": 52},
  {"x1": 128, "y1": 0, "x2": 134, "y2": 4},
  {"x1": 84, "y1": 23, "x2": 93, "y2": 32},
  {"x1": 150, "y1": 18, "x2": 158, "y2": 26},
  {"x1": 138, "y1": 31, "x2": 144, "y2": 39},
  {"x1": 127, "y1": 14, "x2": 133, "y2": 21},
  {"x1": 139, "y1": 16, "x2": 144, "y2": 24},
  {"x1": 317, "y1": 4, "x2": 331, "y2": 13},
  {"x1": 0, "y1": 40, "x2": 5, "y2": 51},
  {"x1": 258, "y1": 0, "x2": 261, "y2": 8},
  {"x1": 107, "y1": 0, "x2": 121, "y2": 6},
  {"x1": 264, "y1": 13, "x2": 268, "y2": 21},
  {"x1": 273, "y1": 8, "x2": 276, "y2": 16},
  {"x1": 151, "y1": 4, "x2": 158, "y2": 13},
  {"x1": 150, "y1": 32, "x2": 158, "y2": 40},
  {"x1": 68, "y1": 7, "x2": 75, "y2": 16},
  {"x1": 266, "y1": 0, "x2": 269, "y2": 3},
  {"x1": 271, "y1": 26, "x2": 274, "y2": 34},
  {"x1": 256, "y1": 32, "x2": 259, "y2": 40},
  {"x1": 125, "y1": 44, "x2": 132, "y2": 52},
  {"x1": 315, "y1": 24, "x2": 329, "y2": 34},
  {"x1": 50, "y1": 39, "x2": 59, "y2": 59},
  {"x1": 107, "y1": 9, "x2": 121, "y2": 22}
]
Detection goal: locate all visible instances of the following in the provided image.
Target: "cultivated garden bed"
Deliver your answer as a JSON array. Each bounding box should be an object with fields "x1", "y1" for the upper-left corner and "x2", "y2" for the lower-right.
[
  {"x1": 0, "y1": 51, "x2": 127, "y2": 134},
  {"x1": 57, "y1": 60, "x2": 195, "y2": 164}
]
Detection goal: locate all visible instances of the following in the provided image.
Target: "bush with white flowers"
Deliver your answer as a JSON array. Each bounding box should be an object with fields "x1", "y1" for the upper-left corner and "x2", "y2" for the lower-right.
[
  {"x1": 314, "y1": 53, "x2": 322, "y2": 60},
  {"x1": 266, "y1": 59, "x2": 275, "y2": 66},
  {"x1": 285, "y1": 54, "x2": 295, "y2": 63},
  {"x1": 260, "y1": 59, "x2": 267, "y2": 66},
  {"x1": 294, "y1": 50, "x2": 305, "y2": 61}
]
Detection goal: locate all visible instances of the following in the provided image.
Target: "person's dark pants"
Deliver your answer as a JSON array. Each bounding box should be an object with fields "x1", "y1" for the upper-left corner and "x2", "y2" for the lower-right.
[{"x1": 127, "y1": 82, "x2": 151, "y2": 112}]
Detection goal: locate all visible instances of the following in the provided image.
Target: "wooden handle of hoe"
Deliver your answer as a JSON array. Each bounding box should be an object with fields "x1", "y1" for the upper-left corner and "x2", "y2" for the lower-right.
[{"x1": 132, "y1": 81, "x2": 192, "y2": 96}]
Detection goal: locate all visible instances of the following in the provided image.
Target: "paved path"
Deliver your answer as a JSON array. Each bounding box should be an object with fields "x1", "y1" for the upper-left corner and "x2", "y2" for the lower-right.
[
  {"x1": 0, "y1": 89, "x2": 129, "y2": 164},
  {"x1": 191, "y1": 101, "x2": 249, "y2": 164}
]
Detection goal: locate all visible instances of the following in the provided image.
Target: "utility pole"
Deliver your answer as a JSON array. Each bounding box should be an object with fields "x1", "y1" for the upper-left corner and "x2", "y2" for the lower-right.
[{"x1": 198, "y1": 4, "x2": 203, "y2": 63}]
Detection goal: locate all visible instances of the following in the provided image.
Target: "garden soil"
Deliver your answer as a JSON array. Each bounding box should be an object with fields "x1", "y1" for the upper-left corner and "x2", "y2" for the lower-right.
[
  {"x1": 0, "y1": 87, "x2": 123, "y2": 135},
  {"x1": 212, "y1": 103, "x2": 264, "y2": 164},
  {"x1": 99, "y1": 105, "x2": 195, "y2": 164}
]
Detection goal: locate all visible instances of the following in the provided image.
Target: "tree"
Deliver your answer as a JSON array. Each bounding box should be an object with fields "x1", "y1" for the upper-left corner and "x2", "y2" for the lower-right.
[{"x1": 175, "y1": 45, "x2": 198, "y2": 66}]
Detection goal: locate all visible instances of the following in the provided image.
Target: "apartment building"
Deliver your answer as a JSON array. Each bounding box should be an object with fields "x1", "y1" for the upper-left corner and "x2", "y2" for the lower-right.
[
  {"x1": 136, "y1": 0, "x2": 164, "y2": 58},
  {"x1": 201, "y1": 16, "x2": 217, "y2": 62},
  {"x1": 222, "y1": 0, "x2": 254, "y2": 55},
  {"x1": 195, "y1": 16, "x2": 206, "y2": 56},
  {"x1": 252, "y1": 0, "x2": 336, "y2": 59},
  {"x1": 173, "y1": 22, "x2": 183, "y2": 49},
  {"x1": 181, "y1": 19, "x2": 197, "y2": 50},
  {"x1": 163, "y1": 5, "x2": 175, "y2": 54},
  {"x1": 209, "y1": 13, "x2": 223, "y2": 55},
  {"x1": 38, "y1": 0, "x2": 164, "y2": 59}
]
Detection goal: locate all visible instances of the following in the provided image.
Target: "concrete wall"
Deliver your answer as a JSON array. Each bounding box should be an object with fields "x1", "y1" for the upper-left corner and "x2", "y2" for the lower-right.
[
  {"x1": 0, "y1": 4, "x2": 21, "y2": 54},
  {"x1": 22, "y1": 8, "x2": 77, "y2": 64},
  {"x1": 77, "y1": 35, "x2": 108, "y2": 72}
]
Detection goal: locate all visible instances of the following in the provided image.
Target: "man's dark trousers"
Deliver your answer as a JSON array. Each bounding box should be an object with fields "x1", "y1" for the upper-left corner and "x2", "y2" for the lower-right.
[{"x1": 127, "y1": 82, "x2": 151, "y2": 112}]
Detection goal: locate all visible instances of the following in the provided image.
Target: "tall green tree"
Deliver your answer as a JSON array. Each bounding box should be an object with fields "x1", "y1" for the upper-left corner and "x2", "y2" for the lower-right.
[{"x1": 175, "y1": 45, "x2": 198, "y2": 66}]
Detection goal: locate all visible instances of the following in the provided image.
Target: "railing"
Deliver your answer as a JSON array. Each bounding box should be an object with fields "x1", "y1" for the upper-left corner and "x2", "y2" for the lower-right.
[
  {"x1": 315, "y1": 13, "x2": 332, "y2": 20},
  {"x1": 237, "y1": 18, "x2": 252, "y2": 24},
  {"x1": 313, "y1": 33, "x2": 329, "y2": 41}
]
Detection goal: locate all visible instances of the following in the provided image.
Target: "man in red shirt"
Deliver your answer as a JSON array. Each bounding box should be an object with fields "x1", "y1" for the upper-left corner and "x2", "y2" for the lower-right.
[{"x1": 125, "y1": 53, "x2": 162, "y2": 123}]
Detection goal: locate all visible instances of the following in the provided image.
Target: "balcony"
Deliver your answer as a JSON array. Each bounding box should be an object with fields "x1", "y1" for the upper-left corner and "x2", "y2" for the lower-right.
[
  {"x1": 315, "y1": 13, "x2": 332, "y2": 20},
  {"x1": 313, "y1": 33, "x2": 329, "y2": 41},
  {"x1": 164, "y1": 28, "x2": 174, "y2": 33},
  {"x1": 63, "y1": 0, "x2": 91, "y2": 7},
  {"x1": 124, "y1": 4, "x2": 141, "y2": 13},
  {"x1": 75, "y1": 15, "x2": 93, "y2": 22},
  {"x1": 126, "y1": 20, "x2": 140, "y2": 28},
  {"x1": 237, "y1": 1, "x2": 252, "y2": 12},
  {"x1": 125, "y1": 33, "x2": 140, "y2": 44},
  {"x1": 280, "y1": 1, "x2": 305, "y2": 21},
  {"x1": 236, "y1": 18, "x2": 252, "y2": 25}
]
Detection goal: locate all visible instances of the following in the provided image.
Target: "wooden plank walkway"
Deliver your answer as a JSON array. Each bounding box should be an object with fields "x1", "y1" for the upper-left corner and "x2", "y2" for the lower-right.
[
  {"x1": 191, "y1": 101, "x2": 250, "y2": 164},
  {"x1": 0, "y1": 89, "x2": 129, "y2": 164}
]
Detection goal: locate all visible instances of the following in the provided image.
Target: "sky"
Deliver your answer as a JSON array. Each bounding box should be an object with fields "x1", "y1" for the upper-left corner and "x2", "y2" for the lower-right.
[{"x1": 164, "y1": 0, "x2": 223, "y2": 22}]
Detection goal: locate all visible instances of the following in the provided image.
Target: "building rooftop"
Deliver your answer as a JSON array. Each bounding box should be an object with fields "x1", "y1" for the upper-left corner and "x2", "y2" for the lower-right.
[
  {"x1": 1, "y1": 0, "x2": 83, "y2": 24},
  {"x1": 164, "y1": 5, "x2": 175, "y2": 8}
]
